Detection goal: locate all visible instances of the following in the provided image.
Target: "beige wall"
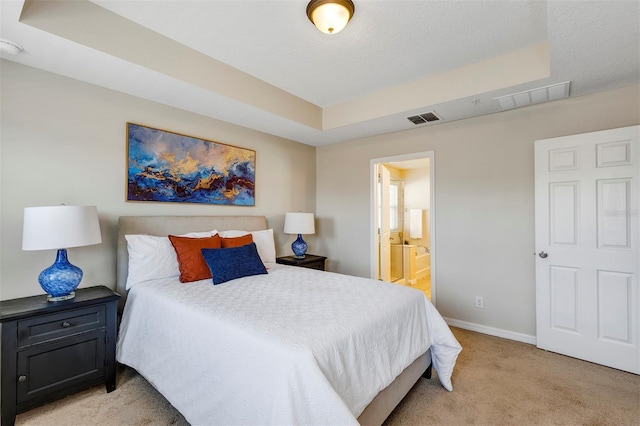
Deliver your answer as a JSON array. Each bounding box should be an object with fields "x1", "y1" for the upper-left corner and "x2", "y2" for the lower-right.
[
  {"x1": 316, "y1": 85, "x2": 640, "y2": 337},
  {"x1": 0, "y1": 60, "x2": 316, "y2": 300}
]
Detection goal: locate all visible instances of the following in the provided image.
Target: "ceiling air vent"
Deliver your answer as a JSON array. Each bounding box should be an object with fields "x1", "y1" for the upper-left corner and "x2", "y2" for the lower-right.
[
  {"x1": 407, "y1": 111, "x2": 442, "y2": 125},
  {"x1": 494, "y1": 81, "x2": 571, "y2": 111}
]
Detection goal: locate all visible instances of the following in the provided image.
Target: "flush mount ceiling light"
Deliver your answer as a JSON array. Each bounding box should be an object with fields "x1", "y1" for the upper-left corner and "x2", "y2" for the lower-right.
[
  {"x1": 306, "y1": 0, "x2": 355, "y2": 34},
  {"x1": 0, "y1": 38, "x2": 23, "y2": 55}
]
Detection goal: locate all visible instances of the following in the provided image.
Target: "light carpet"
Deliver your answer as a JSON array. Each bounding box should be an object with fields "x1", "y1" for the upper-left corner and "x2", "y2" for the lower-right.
[{"x1": 15, "y1": 328, "x2": 640, "y2": 425}]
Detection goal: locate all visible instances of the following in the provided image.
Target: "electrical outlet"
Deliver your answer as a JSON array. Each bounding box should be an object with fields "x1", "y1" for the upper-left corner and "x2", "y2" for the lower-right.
[{"x1": 475, "y1": 296, "x2": 484, "y2": 308}]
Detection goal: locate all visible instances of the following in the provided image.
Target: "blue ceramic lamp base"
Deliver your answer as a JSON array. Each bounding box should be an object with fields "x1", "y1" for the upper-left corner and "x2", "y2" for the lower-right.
[
  {"x1": 291, "y1": 234, "x2": 308, "y2": 259},
  {"x1": 38, "y1": 249, "x2": 83, "y2": 302}
]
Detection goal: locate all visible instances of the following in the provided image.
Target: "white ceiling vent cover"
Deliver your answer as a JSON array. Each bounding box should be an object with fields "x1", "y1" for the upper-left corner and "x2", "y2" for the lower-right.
[
  {"x1": 495, "y1": 81, "x2": 571, "y2": 111},
  {"x1": 407, "y1": 111, "x2": 442, "y2": 125}
]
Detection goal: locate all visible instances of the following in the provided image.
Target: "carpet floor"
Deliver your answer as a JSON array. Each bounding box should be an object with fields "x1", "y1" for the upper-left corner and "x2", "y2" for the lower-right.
[{"x1": 15, "y1": 327, "x2": 640, "y2": 425}]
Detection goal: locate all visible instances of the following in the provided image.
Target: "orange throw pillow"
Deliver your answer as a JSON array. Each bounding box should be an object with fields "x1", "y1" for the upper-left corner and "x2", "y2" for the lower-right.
[
  {"x1": 169, "y1": 234, "x2": 221, "y2": 283},
  {"x1": 221, "y1": 234, "x2": 253, "y2": 248}
]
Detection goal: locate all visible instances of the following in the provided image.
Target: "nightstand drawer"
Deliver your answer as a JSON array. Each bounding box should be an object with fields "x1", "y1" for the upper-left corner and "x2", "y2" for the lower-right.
[
  {"x1": 17, "y1": 306, "x2": 105, "y2": 348},
  {"x1": 16, "y1": 331, "x2": 105, "y2": 404}
]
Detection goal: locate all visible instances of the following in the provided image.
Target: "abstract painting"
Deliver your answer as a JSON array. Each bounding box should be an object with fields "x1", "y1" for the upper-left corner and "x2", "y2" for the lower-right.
[{"x1": 127, "y1": 123, "x2": 255, "y2": 205}]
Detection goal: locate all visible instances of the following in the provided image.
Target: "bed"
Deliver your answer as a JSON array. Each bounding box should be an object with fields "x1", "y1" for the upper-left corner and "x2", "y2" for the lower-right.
[{"x1": 115, "y1": 215, "x2": 461, "y2": 426}]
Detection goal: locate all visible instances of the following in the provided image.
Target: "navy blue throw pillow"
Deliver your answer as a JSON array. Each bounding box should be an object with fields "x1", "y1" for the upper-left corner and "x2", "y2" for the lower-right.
[{"x1": 201, "y1": 242, "x2": 267, "y2": 285}]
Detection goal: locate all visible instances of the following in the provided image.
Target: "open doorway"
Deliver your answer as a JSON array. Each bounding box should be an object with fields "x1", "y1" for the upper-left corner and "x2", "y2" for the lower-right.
[{"x1": 370, "y1": 151, "x2": 435, "y2": 303}]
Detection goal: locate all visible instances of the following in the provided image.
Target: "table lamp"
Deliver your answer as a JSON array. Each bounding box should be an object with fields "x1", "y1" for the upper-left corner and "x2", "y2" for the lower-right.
[
  {"x1": 22, "y1": 205, "x2": 102, "y2": 301},
  {"x1": 284, "y1": 212, "x2": 315, "y2": 259}
]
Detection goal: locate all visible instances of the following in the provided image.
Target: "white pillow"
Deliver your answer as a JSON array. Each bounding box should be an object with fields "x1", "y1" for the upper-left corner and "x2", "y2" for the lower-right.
[
  {"x1": 125, "y1": 230, "x2": 216, "y2": 290},
  {"x1": 218, "y1": 229, "x2": 276, "y2": 264}
]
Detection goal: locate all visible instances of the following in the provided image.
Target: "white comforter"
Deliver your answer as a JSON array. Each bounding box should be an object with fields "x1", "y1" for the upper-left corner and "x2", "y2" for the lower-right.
[{"x1": 117, "y1": 264, "x2": 461, "y2": 426}]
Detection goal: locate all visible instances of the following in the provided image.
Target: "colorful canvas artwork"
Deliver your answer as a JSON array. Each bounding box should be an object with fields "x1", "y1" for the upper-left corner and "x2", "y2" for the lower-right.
[{"x1": 127, "y1": 123, "x2": 255, "y2": 205}]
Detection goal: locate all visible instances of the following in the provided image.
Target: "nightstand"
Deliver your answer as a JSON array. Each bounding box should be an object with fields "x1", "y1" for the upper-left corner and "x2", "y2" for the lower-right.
[
  {"x1": 276, "y1": 254, "x2": 327, "y2": 271},
  {"x1": 0, "y1": 286, "x2": 120, "y2": 426}
]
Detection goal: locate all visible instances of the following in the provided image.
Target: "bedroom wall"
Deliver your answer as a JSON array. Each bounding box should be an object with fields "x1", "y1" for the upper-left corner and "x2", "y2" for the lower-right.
[
  {"x1": 0, "y1": 60, "x2": 316, "y2": 300},
  {"x1": 316, "y1": 85, "x2": 640, "y2": 339}
]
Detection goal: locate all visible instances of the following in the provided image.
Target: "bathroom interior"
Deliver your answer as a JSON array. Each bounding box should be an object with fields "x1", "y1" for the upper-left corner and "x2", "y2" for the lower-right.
[{"x1": 377, "y1": 159, "x2": 431, "y2": 300}]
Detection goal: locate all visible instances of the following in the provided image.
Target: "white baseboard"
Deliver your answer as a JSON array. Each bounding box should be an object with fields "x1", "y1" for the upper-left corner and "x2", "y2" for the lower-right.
[{"x1": 443, "y1": 317, "x2": 537, "y2": 345}]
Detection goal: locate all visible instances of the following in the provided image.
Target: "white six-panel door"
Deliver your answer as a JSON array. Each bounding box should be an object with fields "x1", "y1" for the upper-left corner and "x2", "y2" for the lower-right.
[{"x1": 535, "y1": 125, "x2": 639, "y2": 374}]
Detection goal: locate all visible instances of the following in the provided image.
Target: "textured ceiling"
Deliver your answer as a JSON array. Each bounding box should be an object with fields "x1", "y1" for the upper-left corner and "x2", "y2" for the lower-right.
[
  {"x1": 92, "y1": 0, "x2": 548, "y2": 107},
  {"x1": 1, "y1": 0, "x2": 638, "y2": 146}
]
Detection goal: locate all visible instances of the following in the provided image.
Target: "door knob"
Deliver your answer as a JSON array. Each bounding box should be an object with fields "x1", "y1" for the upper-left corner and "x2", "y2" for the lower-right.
[
  {"x1": 18, "y1": 375, "x2": 27, "y2": 382},
  {"x1": 538, "y1": 251, "x2": 548, "y2": 258}
]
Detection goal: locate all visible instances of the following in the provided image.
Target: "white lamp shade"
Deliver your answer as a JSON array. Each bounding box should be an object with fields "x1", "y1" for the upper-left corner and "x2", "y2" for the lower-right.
[
  {"x1": 284, "y1": 212, "x2": 315, "y2": 235},
  {"x1": 22, "y1": 205, "x2": 102, "y2": 251}
]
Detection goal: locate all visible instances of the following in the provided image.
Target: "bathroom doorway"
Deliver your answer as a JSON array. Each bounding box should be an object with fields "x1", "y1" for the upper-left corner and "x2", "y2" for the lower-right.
[{"x1": 370, "y1": 152, "x2": 434, "y2": 302}]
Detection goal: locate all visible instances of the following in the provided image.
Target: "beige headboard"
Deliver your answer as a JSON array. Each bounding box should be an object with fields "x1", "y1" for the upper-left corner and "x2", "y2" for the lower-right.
[{"x1": 116, "y1": 215, "x2": 268, "y2": 312}]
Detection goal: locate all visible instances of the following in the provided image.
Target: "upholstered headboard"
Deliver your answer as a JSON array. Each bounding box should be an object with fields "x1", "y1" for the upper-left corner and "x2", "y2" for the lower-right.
[{"x1": 116, "y1": 215, "x2": 268, "y2": 311}]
